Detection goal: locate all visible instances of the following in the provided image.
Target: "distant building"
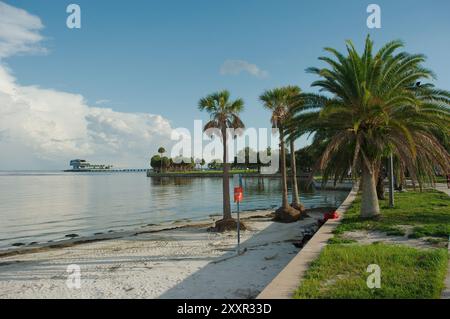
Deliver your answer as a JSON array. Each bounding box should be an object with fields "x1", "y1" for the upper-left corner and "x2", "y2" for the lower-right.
[{"x1": 68, "y1": 159, "x2": 113, "y2": 171}]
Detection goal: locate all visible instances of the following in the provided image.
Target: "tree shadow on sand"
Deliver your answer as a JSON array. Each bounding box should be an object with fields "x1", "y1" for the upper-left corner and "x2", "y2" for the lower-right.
[{"x1": 158, "y1": 216, "x2": 320, "y2": 299}]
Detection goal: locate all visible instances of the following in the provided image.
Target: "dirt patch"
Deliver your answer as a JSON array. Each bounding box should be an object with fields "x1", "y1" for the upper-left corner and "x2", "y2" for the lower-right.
[{"x1": 340, "y1": 230, "x2": 446, "y2": 249}]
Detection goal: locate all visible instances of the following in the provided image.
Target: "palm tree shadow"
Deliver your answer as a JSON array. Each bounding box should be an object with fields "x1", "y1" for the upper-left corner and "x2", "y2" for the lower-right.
[{"x1": 158, "y1": 217, "x2": 318, "y2": 299}]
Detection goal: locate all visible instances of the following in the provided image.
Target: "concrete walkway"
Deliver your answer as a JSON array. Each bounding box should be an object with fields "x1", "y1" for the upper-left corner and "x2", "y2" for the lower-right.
[
  {"x1": 435, "y1": 183, "x2": 450, "y2": 299},
  {"x1": 257, "y1": 185, "x2": 358, "y2": 299}
]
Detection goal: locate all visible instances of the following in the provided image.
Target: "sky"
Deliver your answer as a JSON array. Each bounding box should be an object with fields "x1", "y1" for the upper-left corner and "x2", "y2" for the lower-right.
[{"x1": 1, "y1": 0, "x2": 450, "y2": 169}]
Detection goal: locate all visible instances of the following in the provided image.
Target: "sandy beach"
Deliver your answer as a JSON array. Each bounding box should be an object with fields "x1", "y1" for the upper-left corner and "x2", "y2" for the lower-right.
[{"x1": 0, "y1": 210, "x2": 328, "y2": 299}]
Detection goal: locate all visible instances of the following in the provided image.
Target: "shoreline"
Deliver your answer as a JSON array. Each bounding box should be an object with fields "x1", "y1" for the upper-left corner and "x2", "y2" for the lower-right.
[
  {"x1": 0, "y1": 206, "x2": 338, "y2": 257},
  {"x1": 0, "y1": 207, "x2": 334, "y2": 299},
  {"x1": 0, "y1": 210, "x2": 266, "y2": 258}
]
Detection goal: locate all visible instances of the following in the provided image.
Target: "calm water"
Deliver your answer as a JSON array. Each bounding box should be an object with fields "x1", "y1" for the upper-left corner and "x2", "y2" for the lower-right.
[{"x1": 0, "y1": 171, "x2": 348, "y2": 250}]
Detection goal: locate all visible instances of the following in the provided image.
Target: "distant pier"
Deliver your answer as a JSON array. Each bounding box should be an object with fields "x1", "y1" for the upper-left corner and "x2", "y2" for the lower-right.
[
  {"x1": 64, "y1": 159, "x2": 148, "y2": 173},
  {"x1": 64, "y1": 168, "x2": 148, "y2": 173}
]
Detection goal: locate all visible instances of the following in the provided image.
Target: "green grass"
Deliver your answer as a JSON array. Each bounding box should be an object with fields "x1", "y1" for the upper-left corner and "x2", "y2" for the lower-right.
[
  {"x1": 295, "y1": 189, "x2": 450, "y2": 299},
  {"x1": 334, "y1": 190, "x2": 450, "y2": 239},
  {"x1": 294, "y1": 244, "x2": 448, "y2": 299}
]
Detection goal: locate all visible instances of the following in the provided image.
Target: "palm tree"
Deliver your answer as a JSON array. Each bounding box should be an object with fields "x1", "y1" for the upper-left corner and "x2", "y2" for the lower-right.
[
  {"x1": 158, "y1": 147, "x2": 166, "y2": 173},
  {"x1": 290, "y1": 36, "x2": 450, "y2": 218},
  {"x1": 285, "y1": 86, "x2": 306, "y2": 213},
  {"x1": 199, "y1": 90, "x2": 245, "y2": 231},
  {"x1": 260, "y1": 86, "x2": 302, "y2": 222}
]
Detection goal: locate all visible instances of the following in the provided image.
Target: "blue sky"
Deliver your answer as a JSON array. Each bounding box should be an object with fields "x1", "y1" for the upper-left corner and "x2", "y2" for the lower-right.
[
  {"x1": 6, "y1": 0, "x2": 450, "y2": 129},
  {"x1": 1, "y1": 0, "x2": 450, "y2": 169}
]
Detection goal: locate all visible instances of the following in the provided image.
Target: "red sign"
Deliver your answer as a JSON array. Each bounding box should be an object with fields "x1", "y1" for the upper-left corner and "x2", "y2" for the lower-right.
[
  {"x1": 234, "y1": 186, "x2": 243, "y2": 203},
  {"x1": 323, "y1": 211, "x2": 340, "y2": 221}
]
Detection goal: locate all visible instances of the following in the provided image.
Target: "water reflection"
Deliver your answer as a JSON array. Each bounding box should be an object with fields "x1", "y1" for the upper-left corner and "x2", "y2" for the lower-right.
[
  {"x1": 0, "y1": 172, "x2": 348, "y2": 249},
  {"x1": 151, "y1": 176, "x2": 195, "y2": 186}
]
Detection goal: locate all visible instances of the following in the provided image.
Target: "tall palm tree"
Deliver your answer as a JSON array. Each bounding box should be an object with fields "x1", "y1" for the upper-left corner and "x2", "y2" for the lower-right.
[
  {"x1": 260, "y1": 86, "x2": 302, "y2": 222},
  {"x1": 290, "y1": 36, "x2": 450, "y2": 218},
  {"x1": 199, "y1": 90, "x2": 245, "y2": 231},
  {"x1": 285, "y1": 86, "x2": 306, "y2": 213}
]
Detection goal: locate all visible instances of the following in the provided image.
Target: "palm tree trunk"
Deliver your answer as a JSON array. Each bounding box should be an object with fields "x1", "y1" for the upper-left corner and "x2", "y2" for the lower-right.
[
  {"x1": 280, "y1": 129, "x2": 289, "y2": 209},
  {"x1": 361, "y1": 163, "x2": 381, "y2": 218},
  {"x1": 290, "y1": 138, "x2": 300, "y2": 206},
  {"x1": 222, "y1": 127, "x2": 232, "y2": 220}
]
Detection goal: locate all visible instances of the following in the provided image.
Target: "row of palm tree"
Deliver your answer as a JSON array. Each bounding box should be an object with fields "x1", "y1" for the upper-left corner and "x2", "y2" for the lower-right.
[
  {"x1": 259, "y1": 86, "x2": 306, "y2": 221},
  {"x1": 289, "y1": 36, "x2": 450, "y2": 218},
  {"x1": 198, "y1": 88, "x2": 308, "y2": 230},
  {"x1": 199, "y1": 36, "x2": 450, "y2": 230}
]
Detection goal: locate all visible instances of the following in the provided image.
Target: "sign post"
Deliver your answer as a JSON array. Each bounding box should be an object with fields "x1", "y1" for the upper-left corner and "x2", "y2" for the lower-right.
[{"x1": 233, "y1": 174, "x2": 243, "y2": 254}]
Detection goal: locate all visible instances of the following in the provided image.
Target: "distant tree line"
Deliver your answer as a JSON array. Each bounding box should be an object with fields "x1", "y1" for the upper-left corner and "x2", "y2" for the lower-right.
[{"x1": 150, "y1": 145, "x2": 319, "y2": 174}]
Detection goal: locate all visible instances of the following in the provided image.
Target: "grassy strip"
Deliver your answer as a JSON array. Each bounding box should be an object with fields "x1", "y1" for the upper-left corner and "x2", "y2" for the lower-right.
[
  {"x1": 334, "y1": 190, "x2": 450, "y2": 239},
  {"x1": 294, "y1": 244, "x2": 448, "y2": 299},
  {"x1": 295, "y1": 189, "x2": 450, "y2": 299}
]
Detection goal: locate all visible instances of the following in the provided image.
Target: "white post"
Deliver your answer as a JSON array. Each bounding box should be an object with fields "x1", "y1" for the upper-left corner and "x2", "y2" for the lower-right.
[
  {"x1": 388, "y1": 154, "x2": 395, "y2": 208},
  {"x1": 237, "y1": 201, "x2": 240, "y2": 254},
  {"x1": 233, "y1": 174, "x2": 242, "y2": 255}
]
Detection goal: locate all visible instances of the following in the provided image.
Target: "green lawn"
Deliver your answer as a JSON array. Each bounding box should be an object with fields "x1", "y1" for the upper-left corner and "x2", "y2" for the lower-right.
[
  {"x1": 334, "y1": 190, "x2": 450, "y2": 239},
  {"x1": 294, "y1": 244, "x2": 448, "y2": 299},
  {"x1": 294, "y1": 189, "x2": 450, "y2": 299}
]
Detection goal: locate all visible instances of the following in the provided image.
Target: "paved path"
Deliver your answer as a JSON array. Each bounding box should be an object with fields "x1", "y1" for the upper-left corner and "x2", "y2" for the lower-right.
[
  {"x1": 257, "y1": 185, "x2": 359, "y2": 299},
  {"x1": 435, "y1": 184, "x2": 450, "y2": 299}
]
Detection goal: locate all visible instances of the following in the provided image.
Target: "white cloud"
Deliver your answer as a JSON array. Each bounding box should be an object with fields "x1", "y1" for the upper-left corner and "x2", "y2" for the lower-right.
[
  {"x1": 95, "y1": 99, "x2": 110, "y2": 105},
  {"x1": 0, "y1": 65, "x2": 175, "y2": 169},
  {"x1": 0, "y1": 1, "x2": 46, "y2": 58},
  {"x1": 0, "y1": 2, "x2": 176, "y2": 169},
  {"x1": 220, "y1": 59, "x2": 268, "y2": 78}
]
